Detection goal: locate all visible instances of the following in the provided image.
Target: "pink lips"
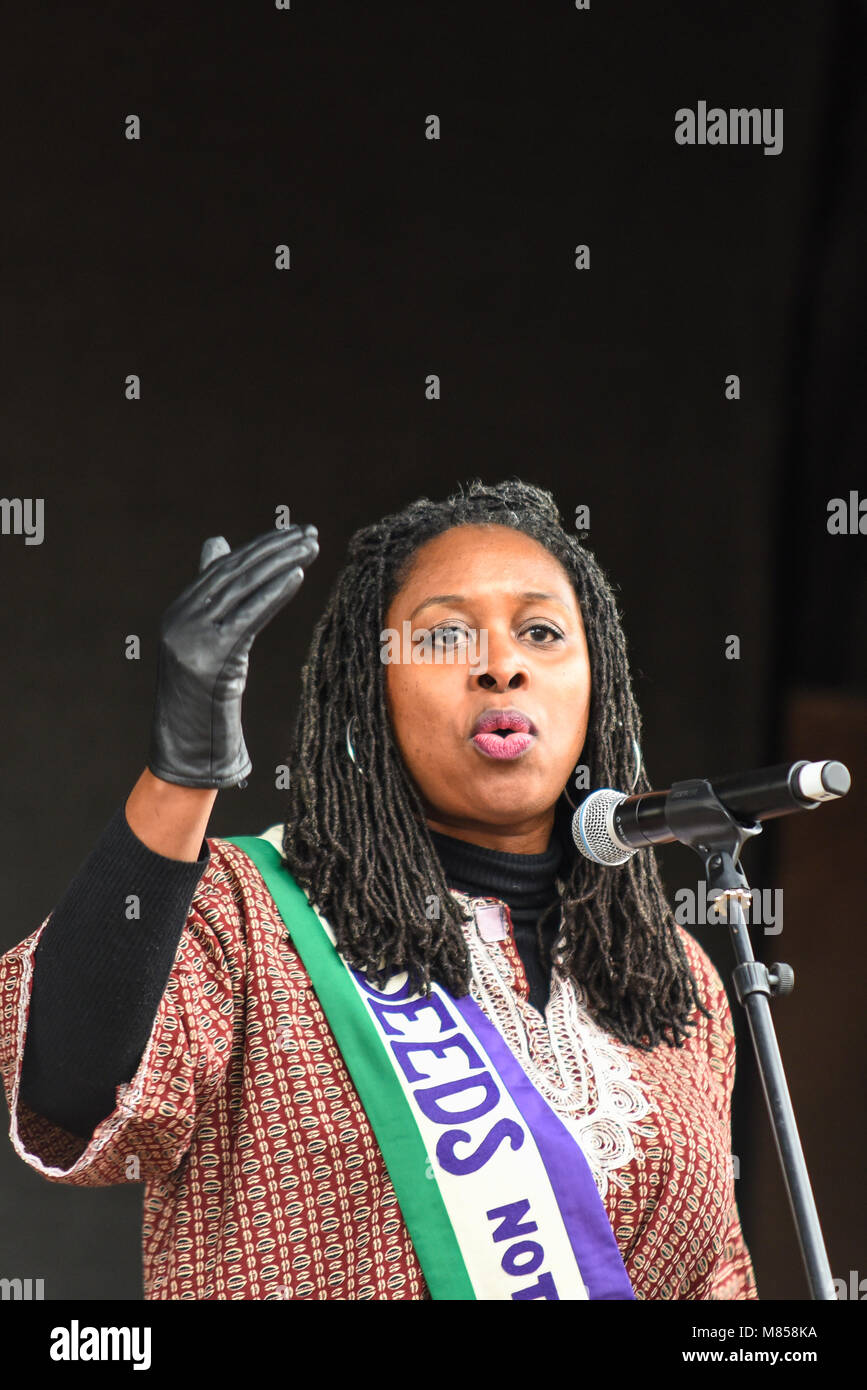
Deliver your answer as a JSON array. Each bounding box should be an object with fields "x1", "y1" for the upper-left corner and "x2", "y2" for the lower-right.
[
  {"x1": 472, "y1": 731, "x2": 535, "y2": 760},
  {"x1": 470, "y1": 707, "x2": 537, "y2": 761}
]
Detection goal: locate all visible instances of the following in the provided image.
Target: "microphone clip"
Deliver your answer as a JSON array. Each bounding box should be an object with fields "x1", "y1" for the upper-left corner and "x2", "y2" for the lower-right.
[{"x1": 664, "y1": 777, "x2": 762, "y2": 901}]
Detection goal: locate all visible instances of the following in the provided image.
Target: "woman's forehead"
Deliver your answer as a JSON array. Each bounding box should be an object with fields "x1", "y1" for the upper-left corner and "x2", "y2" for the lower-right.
[{"x1": 393, "y1": 524, "x2": 572, "y2": 595}]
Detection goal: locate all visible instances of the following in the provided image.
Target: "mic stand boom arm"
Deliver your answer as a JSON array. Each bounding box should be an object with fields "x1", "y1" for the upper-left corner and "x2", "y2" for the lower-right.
[{"x1": 666, "y1": 778, "x2": 836, "y2": 1301}]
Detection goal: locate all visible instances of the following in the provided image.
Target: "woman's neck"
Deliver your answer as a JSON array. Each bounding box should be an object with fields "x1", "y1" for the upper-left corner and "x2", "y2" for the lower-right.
[
  {"x1": 427, "y1": 824, "x2": 564, "y2": 907},
  {"x1": 423, "y1": 812, "x2": 556, "y2": 855}
]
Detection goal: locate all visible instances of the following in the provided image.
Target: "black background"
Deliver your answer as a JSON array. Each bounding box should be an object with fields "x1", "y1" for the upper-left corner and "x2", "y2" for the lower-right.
[{"x1": 1, "y1": 1, "x2": 864, "y2": 1304}]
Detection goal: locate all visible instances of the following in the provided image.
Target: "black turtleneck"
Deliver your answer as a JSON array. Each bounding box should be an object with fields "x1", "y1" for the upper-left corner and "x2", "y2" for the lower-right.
[{"x1": 428, "y1": 827, "x2": 564, "y2": 1013}]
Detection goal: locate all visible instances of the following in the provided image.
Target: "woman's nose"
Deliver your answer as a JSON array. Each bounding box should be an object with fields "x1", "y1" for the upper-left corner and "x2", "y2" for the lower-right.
[
  {"x1": 475, "y1": 668, "x2": 526, "y2": 691},
  {"x1": 473, "y1": 637, "x2": 529, "y2": 691}
]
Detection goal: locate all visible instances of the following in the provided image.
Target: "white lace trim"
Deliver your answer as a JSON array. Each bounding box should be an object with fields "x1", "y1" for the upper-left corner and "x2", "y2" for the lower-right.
[{"x1": 450, "y1": 889, "x2": 657, "y2": 1201}]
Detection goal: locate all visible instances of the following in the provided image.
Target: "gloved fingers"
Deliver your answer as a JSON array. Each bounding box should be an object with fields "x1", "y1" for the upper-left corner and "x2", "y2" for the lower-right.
[
  {"x1": 179, "y1": 525, "x2": 317, "y2": 610},
  {"x1": 199, "y1": 533, "x2": 319, "y2": 624},
  {"x1": 199, "y1": 535, "x2": 232, "y2": 572},
  {"x1": 222, "y1": 564, "x2": 310, "y2": 641}
]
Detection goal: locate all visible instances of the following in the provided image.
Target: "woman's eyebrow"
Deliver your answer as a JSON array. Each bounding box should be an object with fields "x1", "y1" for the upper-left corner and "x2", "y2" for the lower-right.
[{"x1": 409, "y1": 590, "x2": 571, "y2": 622}]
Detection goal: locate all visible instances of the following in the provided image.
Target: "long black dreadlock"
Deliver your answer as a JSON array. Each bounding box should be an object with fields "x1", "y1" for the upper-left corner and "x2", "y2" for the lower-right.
[{"x1": 282, "y1": 478, "x2": 711, "y2": 1050}]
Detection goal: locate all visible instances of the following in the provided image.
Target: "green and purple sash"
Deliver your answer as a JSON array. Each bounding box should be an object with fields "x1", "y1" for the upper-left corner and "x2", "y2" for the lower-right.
[{"x1": 227, "y1": 832, "x2": 635, "y2": 1302}]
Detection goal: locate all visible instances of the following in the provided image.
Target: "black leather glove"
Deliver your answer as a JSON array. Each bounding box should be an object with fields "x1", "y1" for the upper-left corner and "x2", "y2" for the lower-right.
[{"x1": 147, "y1": 525, "x2": 319, "y2": 789}]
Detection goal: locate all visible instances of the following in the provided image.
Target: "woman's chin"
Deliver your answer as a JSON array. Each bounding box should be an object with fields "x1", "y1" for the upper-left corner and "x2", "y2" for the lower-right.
[
  {"x1": 416, "y1": 754, "x2": 566, "y2": 827},
  {"x1": 451, "y1": 783, "x2": 557, "y2": 827}
]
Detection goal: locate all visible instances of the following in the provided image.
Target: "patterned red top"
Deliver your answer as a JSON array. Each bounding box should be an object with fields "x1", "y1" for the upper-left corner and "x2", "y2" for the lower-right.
[{"x1": 0, "y1": 831, "x2": 758, "y2": 1300}]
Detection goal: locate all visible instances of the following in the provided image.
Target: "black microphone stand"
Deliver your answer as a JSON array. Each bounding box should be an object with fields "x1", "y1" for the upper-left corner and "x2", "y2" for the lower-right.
[{"x1": 665, "y1": 778, "x2": 837, "y2": 1301}]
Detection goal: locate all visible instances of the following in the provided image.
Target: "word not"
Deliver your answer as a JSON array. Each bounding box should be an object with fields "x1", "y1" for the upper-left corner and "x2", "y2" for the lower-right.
[
  {"x1": 675, "y1": 102, "x2": 783, "y2": 156},
  {"x1": 673, "y1": 884, "x2": 782, "y2": 935},
  {"x1": 827, "y1": 491, "x2": 867, "y2": 534},
  {"x1": 0, "y1": 497, "x2": 44, "y2": 545},
  {"x1": 49, "y1": 1321, "x2": 152, "y2": 1371},
  {"x1": 487, "y1": 1199, "x2": 558, "y2": 1301},
  {"x1": 380, "y1": 620, "x2": 488, "y2": 671}
]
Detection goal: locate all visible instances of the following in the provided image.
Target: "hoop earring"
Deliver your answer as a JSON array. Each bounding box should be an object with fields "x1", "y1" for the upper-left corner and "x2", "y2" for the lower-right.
[
  {"x1": 630, "y1": 736, "x2": 642, "y2": 791},
  {"x1": 562, "y1": 776, "x2": 580, "y2": 812},
  {"x1": 345, "y1": 716, "x2": 364, "y2": 775},
  {"x1": 561, "y1": 736, "x2": 642, "y2": 810}
]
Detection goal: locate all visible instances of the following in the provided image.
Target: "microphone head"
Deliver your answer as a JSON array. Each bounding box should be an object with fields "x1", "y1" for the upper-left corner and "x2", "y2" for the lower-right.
[{"x1": 572, "y1": 789, "x2": 634, "y2": 865}]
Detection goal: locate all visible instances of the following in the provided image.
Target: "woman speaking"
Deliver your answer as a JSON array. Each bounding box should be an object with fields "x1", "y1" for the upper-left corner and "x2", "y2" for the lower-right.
[{"x1": 0, "y1": 478, "x2": 757, "y2": 1300}]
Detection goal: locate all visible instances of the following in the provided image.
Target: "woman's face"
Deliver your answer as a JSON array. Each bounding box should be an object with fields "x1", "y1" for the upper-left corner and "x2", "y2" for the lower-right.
[{"x1": 383, "y1": 524, "x2": 591, "y2": 852}]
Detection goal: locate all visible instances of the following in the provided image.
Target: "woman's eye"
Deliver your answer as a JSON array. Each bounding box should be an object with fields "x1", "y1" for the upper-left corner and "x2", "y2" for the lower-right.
[
  {"x1": 432, "y1": 624, "x2": 471, "y2": 646},
  {"x1": 430, "y1": 622, "x2": 561, "y2": 646},
  {"x1": 522, "y1": 623, "x2": 562, "y2": 644}
]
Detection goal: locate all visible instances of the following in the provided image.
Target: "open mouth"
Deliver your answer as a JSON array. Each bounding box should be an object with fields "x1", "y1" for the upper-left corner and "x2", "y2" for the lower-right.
[
  {"x1": 471, "y1": 728, "x2": 536, "y2": 760},
  {"x1": 470, "y1": 709, "x2": 537, "y2": 761}
]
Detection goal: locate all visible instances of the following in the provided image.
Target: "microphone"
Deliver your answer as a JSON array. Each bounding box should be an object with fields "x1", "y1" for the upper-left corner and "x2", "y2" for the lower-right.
[{"x1": 572, "y1": 760, "x2": 851, "y2": 865}]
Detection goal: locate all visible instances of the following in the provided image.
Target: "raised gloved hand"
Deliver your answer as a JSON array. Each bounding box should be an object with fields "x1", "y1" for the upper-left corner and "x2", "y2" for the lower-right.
[{"x1": 147, "y1": 524, "x2": 319, "y2": 789}]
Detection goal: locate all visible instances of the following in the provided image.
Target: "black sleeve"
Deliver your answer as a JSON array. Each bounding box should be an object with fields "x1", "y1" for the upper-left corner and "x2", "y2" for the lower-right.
[{"x1": 18, "y1": 804, "x2": 211, "y2": 1140}]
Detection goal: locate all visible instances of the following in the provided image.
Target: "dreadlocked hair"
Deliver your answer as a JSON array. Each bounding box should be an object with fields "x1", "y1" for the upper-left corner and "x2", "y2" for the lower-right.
[{"x1": 281, "y1": 478, "x2": 711, "y2": 1051}]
